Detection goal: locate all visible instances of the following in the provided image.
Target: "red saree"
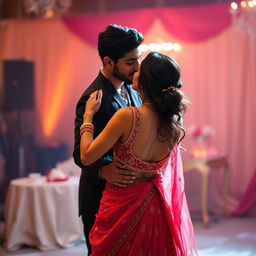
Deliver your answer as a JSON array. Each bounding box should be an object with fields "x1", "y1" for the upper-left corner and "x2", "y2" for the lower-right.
[{"x1": 89, "y1": 107, "x2": 197, "y2": 255}]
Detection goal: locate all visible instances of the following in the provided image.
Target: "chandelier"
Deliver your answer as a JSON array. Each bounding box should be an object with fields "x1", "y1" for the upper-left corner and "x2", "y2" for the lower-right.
[
  {"x1": 230, "y1": 1, "x2": 256, "y2": 37},
  {"x1": 24, "y1": 0, "x2": 72, "y2": 18}
]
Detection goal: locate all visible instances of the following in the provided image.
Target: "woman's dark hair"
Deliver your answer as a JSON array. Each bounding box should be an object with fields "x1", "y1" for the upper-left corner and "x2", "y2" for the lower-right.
[
  {"x1": 98, "y1": 24, "x2": 144, "y2": 63},
  {"x1": 139, "y1": 52, "x2": 188, "y2": 149}
]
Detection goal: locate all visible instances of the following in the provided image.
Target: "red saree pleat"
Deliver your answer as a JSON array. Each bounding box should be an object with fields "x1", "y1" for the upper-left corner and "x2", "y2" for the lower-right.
[
  {"x1": 90, "y1": 181, "x2": 176, "y2": 256},
  {"x1": 90, "y1": 179, "x2": 177, "y2": 256}
]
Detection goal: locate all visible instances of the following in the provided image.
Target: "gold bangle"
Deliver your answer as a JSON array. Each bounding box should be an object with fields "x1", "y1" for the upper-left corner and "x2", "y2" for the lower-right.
[
  {"x1": 80, "y1": 124, "x2": 94, "y2": 130},
  {"x1": 80, "y1": 126, "x2": 94, "y2": 133},
  {"x1": 80, "y1": 128, "x2": 94, "y2": 136},
  {"x1": 80, "y1": 122, "x2": 94, "y2": 130}
]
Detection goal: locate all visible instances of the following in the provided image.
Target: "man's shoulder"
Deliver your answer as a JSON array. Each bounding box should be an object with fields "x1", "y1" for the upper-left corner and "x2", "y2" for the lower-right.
[
  {"x1": 77, "y1": 73, "x2": 103, "y2": 99},
  {"x1": 84, "y1": 72, "x2": 114, "y2": 96},
  {"x1": 84, "y1": 73, "x2": 103, "y2": 94},
  {"x1": 77, "y1": 75, "x2": 114, "y2": 107}
]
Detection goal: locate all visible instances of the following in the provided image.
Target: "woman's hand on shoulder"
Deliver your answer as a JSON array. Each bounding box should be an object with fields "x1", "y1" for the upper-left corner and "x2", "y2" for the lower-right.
[{"x1": 84, "y1": 90, "x2": 103, "y2": 116}]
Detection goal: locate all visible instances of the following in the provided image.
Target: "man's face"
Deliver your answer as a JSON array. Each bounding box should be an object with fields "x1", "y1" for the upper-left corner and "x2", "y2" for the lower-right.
[{"x1": 113, "y1": 47, "x2": 141, "y2": 83}]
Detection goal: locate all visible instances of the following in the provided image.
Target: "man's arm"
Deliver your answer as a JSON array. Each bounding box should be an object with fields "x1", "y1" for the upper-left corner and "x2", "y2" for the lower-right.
[{"x1": 100, "y1": 161, "x2": 135, "y2": 187}]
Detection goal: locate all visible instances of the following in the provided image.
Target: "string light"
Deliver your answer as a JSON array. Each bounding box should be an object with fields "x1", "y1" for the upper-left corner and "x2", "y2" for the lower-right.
[{"x1": 139, "y1": 42, "x2": 182, "y2": 53}]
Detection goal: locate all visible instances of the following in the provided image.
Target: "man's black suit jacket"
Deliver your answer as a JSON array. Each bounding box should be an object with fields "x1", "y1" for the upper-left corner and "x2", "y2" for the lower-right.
[{"x1": 73, "y1": 71, "x2": 141, "y2": 222}]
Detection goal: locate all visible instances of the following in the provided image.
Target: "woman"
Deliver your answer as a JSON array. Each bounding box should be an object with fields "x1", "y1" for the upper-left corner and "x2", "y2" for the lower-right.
[{"x1": 80, "y1": 52, "x2": 197, "y2": 255}]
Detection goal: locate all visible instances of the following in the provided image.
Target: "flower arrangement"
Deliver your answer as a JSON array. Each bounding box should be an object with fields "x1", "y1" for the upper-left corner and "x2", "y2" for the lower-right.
[
  {"x1": 188, "y1": 124, "x2": 217, "y2": 158},
  {"x1": 190, "y1": 124, "x2": 215, "y2": 142}
]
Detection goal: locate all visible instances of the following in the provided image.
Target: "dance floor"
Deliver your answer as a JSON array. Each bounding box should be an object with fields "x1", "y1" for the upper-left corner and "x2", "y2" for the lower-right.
[{"x1": 0, "y1": 216, "x2": 255, "y2": 256}]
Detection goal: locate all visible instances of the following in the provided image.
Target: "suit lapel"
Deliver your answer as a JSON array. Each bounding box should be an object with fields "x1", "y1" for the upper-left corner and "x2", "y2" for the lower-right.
[
  {"x1": 99, "y1": 72, "x2": 126, "y2": 108},
  {"x1": 100, "y1": 72, "x2": 141, "y2": 108},
  {"x1": 125, "y1": 84, "x2": 141, "y2": 107}
]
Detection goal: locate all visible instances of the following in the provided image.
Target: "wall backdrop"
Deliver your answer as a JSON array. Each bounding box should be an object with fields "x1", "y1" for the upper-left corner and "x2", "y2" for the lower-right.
[{"x1": 0, "y1": 2, "x2": 255, "y2": 214}]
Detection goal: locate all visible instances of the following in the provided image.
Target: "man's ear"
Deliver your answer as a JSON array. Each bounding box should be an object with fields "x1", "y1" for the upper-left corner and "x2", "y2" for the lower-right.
[{"x1": 103, "y1": 56, "x2": 113, "y2": 66}]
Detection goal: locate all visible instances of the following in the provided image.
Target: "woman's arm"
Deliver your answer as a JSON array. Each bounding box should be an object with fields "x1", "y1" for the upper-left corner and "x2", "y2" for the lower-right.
[{"x1": 80, "y1": 90, "x2": 131, "y2": 166}]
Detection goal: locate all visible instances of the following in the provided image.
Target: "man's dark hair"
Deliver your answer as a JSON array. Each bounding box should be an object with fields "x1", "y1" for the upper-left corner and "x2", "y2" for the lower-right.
[{"x1": 98, "y1": 24, "x2": 144, "y2": 63}]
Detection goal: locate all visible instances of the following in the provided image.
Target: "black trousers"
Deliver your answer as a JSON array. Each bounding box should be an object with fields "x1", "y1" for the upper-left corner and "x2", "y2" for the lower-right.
[{"x1": 81, "y1": 215, "x2": 96, "y2": 256}]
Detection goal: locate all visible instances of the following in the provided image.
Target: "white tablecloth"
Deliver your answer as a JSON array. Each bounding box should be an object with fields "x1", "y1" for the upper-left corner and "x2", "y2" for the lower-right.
[{"x1": 4, "y1": 176, "x2": 83, "y2": 251}]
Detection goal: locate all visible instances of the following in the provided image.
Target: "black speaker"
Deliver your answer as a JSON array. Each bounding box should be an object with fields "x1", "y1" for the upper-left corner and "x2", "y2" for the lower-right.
[{"x1": 2, "y1": 60, "x2": 35, "y2": 111}]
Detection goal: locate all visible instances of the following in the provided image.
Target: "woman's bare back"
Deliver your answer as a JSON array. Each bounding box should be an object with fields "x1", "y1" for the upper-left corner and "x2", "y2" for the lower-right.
[{"x1": 120, "y1": 106, "x2": 170, "y2": 163}]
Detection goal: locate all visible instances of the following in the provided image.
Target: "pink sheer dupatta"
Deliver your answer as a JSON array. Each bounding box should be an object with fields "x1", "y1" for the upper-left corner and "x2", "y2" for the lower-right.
[{"x1": 160, "y1": 145, "x2": 197, "y2": 255}]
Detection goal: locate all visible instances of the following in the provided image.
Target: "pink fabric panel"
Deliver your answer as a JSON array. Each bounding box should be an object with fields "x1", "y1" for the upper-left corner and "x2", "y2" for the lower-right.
[
  {"x1": 62, "y1": 8, "x2": 156, "y2": 46},
  {"x1": 232, "y1": 170, "x2": 256, "y2": 216},
  {"x1": 158, "y1": 2, "x2": 231, "y2": 42},
  {"x1": 62, "y1": 3, "x2": 231, "y2": 46}
]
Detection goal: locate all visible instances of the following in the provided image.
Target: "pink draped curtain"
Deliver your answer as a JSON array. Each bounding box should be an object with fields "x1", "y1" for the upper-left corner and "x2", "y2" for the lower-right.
[
  {"x1": 62, "y1": 2, "x2": 231, "y2": 45},
  {"x1": 232, "y1": 170, "x2": 256, "y2": 216},
  {"x1": 0, "y1": 3, "x2": 255, "y2": 215}
]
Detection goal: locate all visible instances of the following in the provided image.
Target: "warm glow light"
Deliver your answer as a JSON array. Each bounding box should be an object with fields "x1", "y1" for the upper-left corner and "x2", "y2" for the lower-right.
[
  {"x1": 161, "y1": 42, "x2": 173, "y2": 51},
  {"x1": 139, "y1": 42, "x2": 182, "y2": 53},
  {"x1": 42, "y1": 60, "x2": 69, "y2": 137},
  {"x1": 148, "y1": 43, "x2": 162, "y2": 52},
  {"x1": 193, "y1": 149, "x2": 208, "y2": 158},
  {"x1": 45, "y1": 10, "x2": 54, "y2": 18},
  {"x1": 248, "y1": 0, "x2": 254, "y2": 7},
  {"x1": 173, "y1": 43, "x2": 182, "y2": 52},
  {"x1": 231, "y1": 2, "x2": 238, "y2": 9},
  {"x1": 139, "y1": 44, "x2": 149, "y2": 52},
  {"x1": 241, "y1": 1, "x2": 247, "y2": 8}
]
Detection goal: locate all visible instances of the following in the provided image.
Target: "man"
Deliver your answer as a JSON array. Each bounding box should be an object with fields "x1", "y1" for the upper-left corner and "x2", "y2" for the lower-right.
[{"x1": 73, "y1": 24, "x2": 143, "y2": 255}]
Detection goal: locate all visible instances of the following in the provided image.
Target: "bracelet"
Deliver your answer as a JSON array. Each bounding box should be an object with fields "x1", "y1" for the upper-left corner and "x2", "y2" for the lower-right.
[
  {"x1": 80, "y1": 128, "x2": 94, "y2": 136},
  {"x1": 80, "y1": 122, "x2": 94, "y2": 136},
  {"x1": 80, "y1": 126, "x2": 94, "y2": 133},
  {"x1": 80, "y1": 122, "x2": 94, "y2": 130}
]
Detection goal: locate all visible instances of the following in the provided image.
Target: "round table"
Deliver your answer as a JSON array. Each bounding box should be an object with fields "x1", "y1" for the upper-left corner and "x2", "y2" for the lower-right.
[{"x1": 4, "y1": 176, "x2": 83, "y2": 251}]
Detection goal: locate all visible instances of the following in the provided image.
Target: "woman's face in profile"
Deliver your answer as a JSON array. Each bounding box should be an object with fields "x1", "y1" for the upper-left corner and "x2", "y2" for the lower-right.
[{"x1": 132, "y1": 70, "x2": 140, "y2": 91}]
